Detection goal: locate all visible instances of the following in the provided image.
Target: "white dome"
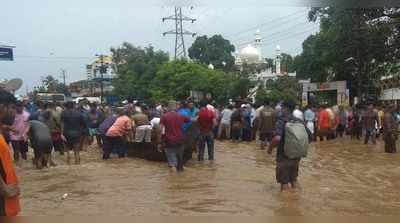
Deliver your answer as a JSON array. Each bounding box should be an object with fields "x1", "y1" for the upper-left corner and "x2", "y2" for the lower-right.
[{"x1": 239, "y1": 45, "x2": 261, "y2": 64}]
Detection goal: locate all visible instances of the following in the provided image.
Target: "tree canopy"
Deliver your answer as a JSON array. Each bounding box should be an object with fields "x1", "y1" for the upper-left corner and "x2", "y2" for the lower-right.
[
  {"x1": 35, "y1": 75, "x2": 69, "y2": 95},
  {"x1": 255, "y1": 76, "x2": 300, "y2": 106},
  {"x1": 151, "y1": 60, "x2": 249, "y2": 104},
  {"x1": 188, "y1": 35, "x2": 236, "y2": 71},
  {"x1": 294, "y1": 7, "x2": 400, "y2": 100},
  {"x1": 111, "y1": 43, "x2": 169, "y2": 100},
  {"x1": 110, "y1": 42, "x2": 249, "y2": 104}
]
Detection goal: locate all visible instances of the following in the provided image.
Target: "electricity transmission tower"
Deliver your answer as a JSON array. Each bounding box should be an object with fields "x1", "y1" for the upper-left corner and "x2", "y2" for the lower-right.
[{"x1": 162, "y1": 7, "x2": 196, "y2": 59}]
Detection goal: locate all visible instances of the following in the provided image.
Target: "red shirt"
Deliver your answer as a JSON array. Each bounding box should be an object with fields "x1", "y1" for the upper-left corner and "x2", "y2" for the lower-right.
[
  {"x1": 160, "y1": 111, "x2": 190, "y2": 145},
  {"x1": 319, "y1": 110, "x2": 330, "y2": 130},
  {"x1": 198, "y1": 107, "x2": 216, "y2": 134}
]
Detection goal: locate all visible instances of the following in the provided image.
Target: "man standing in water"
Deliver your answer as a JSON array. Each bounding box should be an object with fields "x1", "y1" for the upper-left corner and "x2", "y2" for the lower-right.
[
  {"x1": 383, "y1": 105, "x2": 398, "y2": 153},
  {"x1": 304, "y1": 105, "x2": 316, "y2": 140},
  {"x1": 160, "y1": 101, "x2": 190, "y2": 172},
  {"x1": 268, "y1": 101, "x2": 310, "y2": 192},
  {"x1": 0, "y1": 89, "x2": 20, "y2": 216},
  {"x1": 231, "y1": 103, "x2": 244, "y2": 142},
  {"x1": 318, "y1": 104, "x2": 330, "y2": 141},
  {"x1": 61, "y1": 101, "x2": 85, "y2": 164},
  {"x1": 197, "y1": 101, "x2": 216, "y2": 161},
  {"x1": 362, "y1": 104, "x2": 379, "y2": 145},
  {"x1": 10, "y1": 101, "x2": 30, "y2": 162},
  {"x1": 258, "y1": 100, "x2": 276, "y2": 150},
  {"x1": 218, "y1": 104, "x2": 233, "y2": 139}
]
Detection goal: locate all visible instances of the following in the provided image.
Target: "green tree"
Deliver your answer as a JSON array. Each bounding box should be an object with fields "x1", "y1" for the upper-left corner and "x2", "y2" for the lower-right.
[
  {"x1": 188, "y1": 35, "x2": 236, "y2": 71},
  {"x1": 255, "y1": 76, "x2": 300, "y2": 105},
  {"x1": 111, "y1": 42, "x2": 169, "y2": 100},
  {"x1": 294, "y1": 7, "x2": 399, "y2": 99},
  {"x1": 280, "y1": 53, "x2": 295, "y2": 73},
  {"x1": 37, "y1": 75, "x2": 70, "y2": 95},
  {"x1": 151, "y1": 60, "x2": 248, "y2": 104}
]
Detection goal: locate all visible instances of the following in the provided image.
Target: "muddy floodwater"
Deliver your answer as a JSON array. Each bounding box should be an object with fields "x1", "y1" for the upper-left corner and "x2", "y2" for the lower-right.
[{"x1": 17, "y1": 138, "x2": 400, "y2": 216}]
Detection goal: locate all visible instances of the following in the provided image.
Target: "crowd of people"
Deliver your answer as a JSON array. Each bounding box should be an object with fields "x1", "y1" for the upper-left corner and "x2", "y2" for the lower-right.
[
  {"x1": 211, "y1": 101, "x2": 399, "y2": 154},
  {"x1": 2, "y1": 86, "x2": 400, "y2": 215}
]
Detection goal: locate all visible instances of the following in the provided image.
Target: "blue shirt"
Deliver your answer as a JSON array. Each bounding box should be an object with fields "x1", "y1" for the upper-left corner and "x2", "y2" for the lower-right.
[
  {"x1": 178, "y1": 108, "x2": 192, "y2": 133},
  {"x1": 26, "y1": 103, "x2": 38, "y2": 115},
  {"x1": 304, "y1": 109, "x2": 315, "y2": 122},
  {"x1": 189, "y1": 107, "x2": 199, "y2": 119}
]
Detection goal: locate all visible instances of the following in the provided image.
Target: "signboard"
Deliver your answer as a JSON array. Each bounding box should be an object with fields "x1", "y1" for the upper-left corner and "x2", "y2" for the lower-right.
[
  {"x1": 302, "y1": 81, "x2": 349, "y2": 106},
  {"x1": 302, "y1": 81, "x2": 347, "y2": 92},
  {"x1": 0, "y1": 47, "x2": 14, "y2": 61},
  {"x1": 381, "y1": 88, "x2": 400, "y2": 101}
]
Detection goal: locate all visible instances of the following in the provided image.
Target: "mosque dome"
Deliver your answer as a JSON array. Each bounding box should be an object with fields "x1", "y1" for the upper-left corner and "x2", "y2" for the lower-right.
[{"x1": 239, "y1": 45, "x2": 261, "y2": 64}]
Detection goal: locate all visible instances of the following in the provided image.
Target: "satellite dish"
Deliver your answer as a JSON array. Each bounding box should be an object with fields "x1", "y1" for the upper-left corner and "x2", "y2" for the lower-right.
[{"x1": 4, "y1": 78, "x2": 23, "y2": 92}]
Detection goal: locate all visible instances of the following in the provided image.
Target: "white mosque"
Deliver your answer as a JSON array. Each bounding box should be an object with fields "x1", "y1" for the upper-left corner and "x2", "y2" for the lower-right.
[{"x1": 234, "y1": 30, "x2": 296, "y2": 100}]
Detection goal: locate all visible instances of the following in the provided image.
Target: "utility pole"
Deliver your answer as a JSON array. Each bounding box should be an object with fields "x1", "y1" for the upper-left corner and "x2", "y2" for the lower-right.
[
  {"x1": 60, "y1": 69, "x2": 67, "y2": 96},
  {"x1": 162, "y1": 7, "x2": 196, "y2": 59},
  {"x1": 60, "y1": 69, "x2": 67, "y2": 86},
  {"x1": 96, "y1": 54, "x2": 107, "y2": 103}
]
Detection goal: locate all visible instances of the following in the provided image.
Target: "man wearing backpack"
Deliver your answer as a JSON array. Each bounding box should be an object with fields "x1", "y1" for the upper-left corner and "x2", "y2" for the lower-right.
[
  {"x1": 268, "y1": 101, "x2": 310, "y2": 192},
  {"x1": 258, "y1": 100, "x2": 276, "y2": 150}
]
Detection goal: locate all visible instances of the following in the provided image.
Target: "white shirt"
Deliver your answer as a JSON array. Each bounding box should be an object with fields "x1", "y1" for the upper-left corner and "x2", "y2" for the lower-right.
[{"x1": 220, "y1": 108, "x2": 233, "y2": 124}]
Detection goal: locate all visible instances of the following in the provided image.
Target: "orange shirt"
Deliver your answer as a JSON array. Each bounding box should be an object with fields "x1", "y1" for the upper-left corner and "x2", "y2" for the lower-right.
[
  {"x1": 106, "y1": 116, "x2": 133, "y2": 137},
  {"x1": 0, "y1": 134, "x2": 20, "y2": 216},
  {"x1": 318, "y1": 110, "x2": 330, "y2": 130}
]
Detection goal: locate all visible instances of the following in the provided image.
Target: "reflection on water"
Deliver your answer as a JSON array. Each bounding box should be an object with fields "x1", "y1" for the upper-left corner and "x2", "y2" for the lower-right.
[{"x1": 18, "y1": 138, "x2": 400, "y2": 215}]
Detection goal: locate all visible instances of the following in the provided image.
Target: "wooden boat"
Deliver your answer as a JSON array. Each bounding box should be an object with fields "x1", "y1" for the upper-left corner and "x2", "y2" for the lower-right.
[{"x1": 126, "y1": 125, "x2": 198, "y2": 163}]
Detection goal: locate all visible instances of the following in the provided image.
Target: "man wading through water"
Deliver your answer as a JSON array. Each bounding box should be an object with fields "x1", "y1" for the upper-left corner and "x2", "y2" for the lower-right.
[
  {"x1": 383, "y1": 105, "x2": 398, "y2": 153},
  {"x1": 258, "y1": 100, "x2": 276, "y2": 150},
  {"x1": 10, "y1": 101, "x2": 30, "y2": 162},
  {"x1": 0, "y1": 89, "x2": 21, "y2": 216},
  {"x1": 160, "y1": 101, "x2": 190, "y2": 172},
  {"x1": 268, "y1": 101, "x2": 310, "y2": 192},
  {"x1": 61, "y1": 101, "x2": 85, "y2": 164}
]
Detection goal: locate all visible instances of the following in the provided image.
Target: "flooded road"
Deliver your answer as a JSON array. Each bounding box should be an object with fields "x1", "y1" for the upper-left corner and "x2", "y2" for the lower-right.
[{"x1": 18, "y1": 138, "x2": 400, "y2": 215}]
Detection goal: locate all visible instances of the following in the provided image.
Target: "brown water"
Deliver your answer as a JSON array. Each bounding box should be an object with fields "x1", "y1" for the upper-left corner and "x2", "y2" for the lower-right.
[{"x1": 17, "y1": 138, "x2": 400, "y2": 216}]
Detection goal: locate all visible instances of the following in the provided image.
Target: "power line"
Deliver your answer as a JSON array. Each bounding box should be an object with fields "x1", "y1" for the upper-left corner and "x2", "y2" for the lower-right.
[
  {"x1": 231, "y1": 16, "x2": 310, "y2": 46},
  {"x1": 235, "y1": 21, "x2": 317, "y2": 46},
  {"x1": 231, "y1": 12, "x2": 312, "y2": 44},
  {"x1": 236, "y1": 25, "x2": 319, "y2": 48},
  {"x1": 262, "y1": 21, "x2": 314, "y2": 39},
  {"x1": 194, "y1": 7, "x2": 234, "y2": 36},
  {"x1": 226, "y1": 9, "x2": 308, "y2": 40},
  {"x1": 265, "y1": 27, "x2": 319, "y2": 45}
]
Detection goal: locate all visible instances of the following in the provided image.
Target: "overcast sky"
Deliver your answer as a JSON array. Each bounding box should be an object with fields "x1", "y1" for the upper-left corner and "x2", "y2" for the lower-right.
[{"x1": 0, "y1": 0, "x2": 319, "y2": 94}]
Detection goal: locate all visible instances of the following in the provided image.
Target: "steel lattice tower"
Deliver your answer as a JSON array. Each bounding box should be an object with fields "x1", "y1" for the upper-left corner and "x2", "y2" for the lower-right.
[{"x1": 163, "y1": 7, "x2": 196, "y2": 59}]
